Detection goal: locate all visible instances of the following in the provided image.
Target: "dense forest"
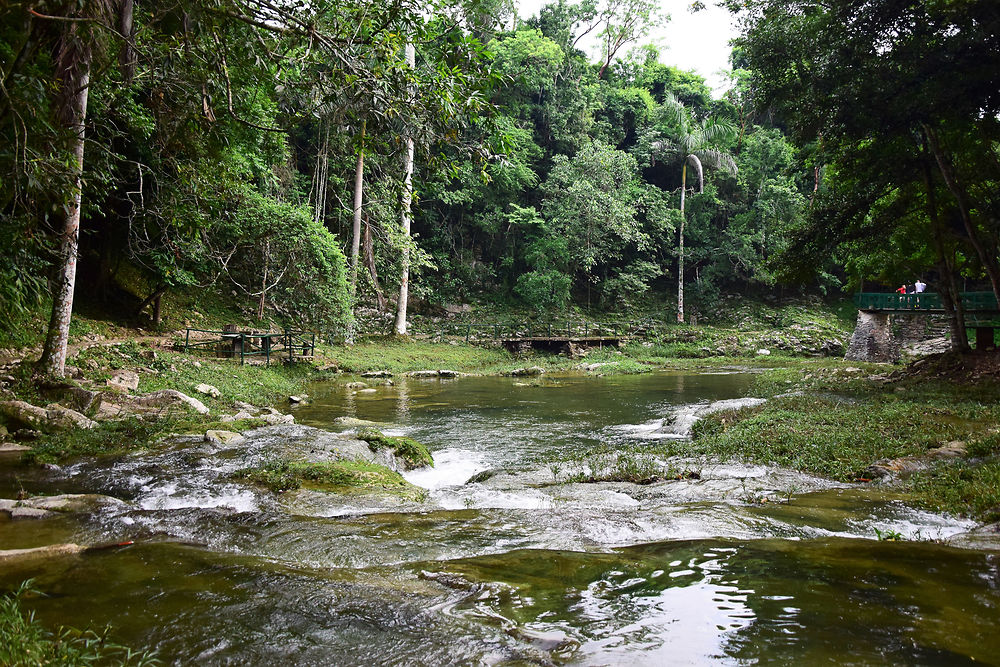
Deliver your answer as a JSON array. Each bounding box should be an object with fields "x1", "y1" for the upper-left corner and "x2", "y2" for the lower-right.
[{"x1": 2, "y1": 0, "x2": 999, "y2": 376}]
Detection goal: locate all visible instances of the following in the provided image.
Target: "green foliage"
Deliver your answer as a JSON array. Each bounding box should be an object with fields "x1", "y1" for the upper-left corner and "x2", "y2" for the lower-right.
[
  {"x1": 356, "y1": 428, "x2": 434, "y2": 469},
  {"x1": 0, "y1": 581, "x2": 158, "y2": 666}
]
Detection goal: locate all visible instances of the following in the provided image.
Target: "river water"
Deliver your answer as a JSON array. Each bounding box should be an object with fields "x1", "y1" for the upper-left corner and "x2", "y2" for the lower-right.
[{"x1": 1, "y1": 371, "x2": 998, "y2": 665}]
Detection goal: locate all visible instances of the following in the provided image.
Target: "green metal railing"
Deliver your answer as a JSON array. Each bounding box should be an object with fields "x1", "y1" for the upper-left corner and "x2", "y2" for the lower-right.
[
  {"x1": 183, "y1": 328, "x2": 315, "y2": 365},
  {"x1": 854, "y1": 291, "x2": 999, "y2": 313}
]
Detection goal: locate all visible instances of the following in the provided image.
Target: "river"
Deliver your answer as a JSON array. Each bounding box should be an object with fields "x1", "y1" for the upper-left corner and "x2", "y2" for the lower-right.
[{"x1": 1, "y1": 371, "x2": 997, "y2": 664}]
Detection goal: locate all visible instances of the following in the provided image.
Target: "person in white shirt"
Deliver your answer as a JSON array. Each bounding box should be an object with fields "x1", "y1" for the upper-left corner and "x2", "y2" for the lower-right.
[{"x1": 914, "y1": 279, "x2": 926, "y2": 293}]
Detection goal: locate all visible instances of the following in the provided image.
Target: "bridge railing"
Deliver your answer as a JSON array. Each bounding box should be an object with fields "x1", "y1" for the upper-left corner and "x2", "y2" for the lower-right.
[{"x1": 854, "y1": 291, "x2": 998, "y2": 312}]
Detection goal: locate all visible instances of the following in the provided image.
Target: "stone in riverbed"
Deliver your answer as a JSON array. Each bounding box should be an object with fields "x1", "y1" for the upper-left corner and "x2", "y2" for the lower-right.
[
  {"x1": 510, "y1": 366, "x2": 545, "y2": 377},
  {"x1": 205, "y1": 430, "x2": 245, "y2": 445},
  {"x1": 259, "y1": 412, "x2": 294, "y2": 425},
  {"x1": 361, "y1": 370, "x2": 393, "y2": 378},
  {"x1": 409, "y1": 370, "x2": 440, "y2": 378},
  {"x1": 344, "y1": 382, "x2": 368, "y2": 389}
]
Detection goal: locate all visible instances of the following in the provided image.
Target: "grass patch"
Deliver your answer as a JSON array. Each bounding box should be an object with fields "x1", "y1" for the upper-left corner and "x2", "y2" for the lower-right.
[
  {"x1": 234, "y1": 458, "x2": 426, "y2": 500},
  {"x1": 22, "y1": 418, "x2": 169, "y2": 464},
  {"x1": 323, "y1": 338, "x2": 515, "y2": 374},
  {"x1": 0, "y1": 581, "x2": 158, "y2": 666},
  {"x1": 71, "y1": 342, "x2": 317, "y2": 412},
  {"x1": 908, "y1": 460, "x2": 1000, "y2": 523},
  {"x1": 681, "y1": 393, "x2": 992, "y2": 481},
  {"x1": 356, "y1": 428, "x2": 433, "y2": 469}
]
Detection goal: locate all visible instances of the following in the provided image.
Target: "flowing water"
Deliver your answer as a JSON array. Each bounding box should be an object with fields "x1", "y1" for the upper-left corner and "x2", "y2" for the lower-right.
[{"x1": 1, "y1": 371, "x2": 998, "y2": 665}]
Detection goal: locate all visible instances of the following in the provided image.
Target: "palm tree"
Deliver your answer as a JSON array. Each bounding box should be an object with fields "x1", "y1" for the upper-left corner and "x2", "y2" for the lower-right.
[{"x1": 653, "y1": 94, "x2": 737, "y2": 323}]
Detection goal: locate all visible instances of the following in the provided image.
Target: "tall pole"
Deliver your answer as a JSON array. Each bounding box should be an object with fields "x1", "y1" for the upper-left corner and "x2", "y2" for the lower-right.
[
  {"x1": 394, "y1": 42, "x2": 416, "y2": 336},
  {"x1": 677, "y1": 161, "x2": 687, "y2": 324}
]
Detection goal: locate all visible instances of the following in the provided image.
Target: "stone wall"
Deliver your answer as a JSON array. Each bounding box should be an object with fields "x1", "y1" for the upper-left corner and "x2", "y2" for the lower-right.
[{"x1": 845, "y1": 311, "x2": 900, "y2": 362}]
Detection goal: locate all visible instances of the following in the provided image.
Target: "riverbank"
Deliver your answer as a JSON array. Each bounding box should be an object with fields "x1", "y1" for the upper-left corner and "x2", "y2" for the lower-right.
[{"x1": 2, "y1": 313, "x2": 999, "y2": 526}]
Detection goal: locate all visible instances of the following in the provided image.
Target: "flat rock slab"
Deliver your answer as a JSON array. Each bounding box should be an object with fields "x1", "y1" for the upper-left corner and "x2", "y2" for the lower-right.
[
  {"x1": 0, "y1": 442, "x2": 31, "y2": 452},
  {"x1": 332, "y1": 416, "x2": 382, "y2": 428},
  {"x1": 0, "y1": 400, "x2": 97, "y2": 432},
  {"x1": 0, "y1": 493, "x2": 128, "y2": 519},
  {"x1": 240, "y1": 424, "x2": 417, "y2": 473},
  {"x1": 0, "y1": 543, "x2": 85, "y2": 563}
]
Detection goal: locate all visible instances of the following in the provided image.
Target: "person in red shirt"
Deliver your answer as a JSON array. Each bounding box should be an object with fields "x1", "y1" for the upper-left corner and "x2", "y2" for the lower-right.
[{"x1": 896, "y1": 284, "x2": 907, "y2": 294}]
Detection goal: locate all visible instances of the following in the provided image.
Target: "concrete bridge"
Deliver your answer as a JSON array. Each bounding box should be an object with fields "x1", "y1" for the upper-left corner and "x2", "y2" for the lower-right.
[{"x1": 846, "y1": 292, "x2": 999, "y2": 361}]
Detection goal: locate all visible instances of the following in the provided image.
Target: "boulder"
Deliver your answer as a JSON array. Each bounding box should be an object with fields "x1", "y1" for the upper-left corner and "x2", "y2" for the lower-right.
[
  {"x1": 756, "y1": 349, "x2": 771, "y2": 356},
  {"x1": 361, "y1": 370, "x2": 393, "y2": 378},
  {"x1": 929, "y1": 441, "x2": 966, "y2": 459},
  {"x1": 409, "y1": 370, "x2": 439, "y2": 378},
  {"x1": 220, "y1": 410, "x2": 255, "y2": 423},
  {"x1": 344, "y1": 382, "x2": 368, "y2": 390},
  {"x1": 134, "y1": 389, "x2": 209, "y2": 414},
  {"x1": 194, "y1": 383, "x2": 221, "y2": 398},
  {"x1": 288, "y1": 394, "x2": 308, "y2": 403},
  {"x1": 0, "y1": 400, "x2": 97, "y2": 432},
  {"x1": 234, "y1": 400, "x2": 260, "y2": 414},
  {"x1": 205, "y1": 430, "x2": 246, "y2": 446},
  {"x1": 438, "y1": 370, "x2": 463, "y2": 378},
  {"x1": 106, "y1": 370, "x2": 140, "y2": 393},
  {"x1": 510, "y1": 366, "x2": 545, "y2": 377},
  {"x1": 95, "y1": 390, "x2": 210, "y2": 419},
  {"x1": 260, "y1": 412, "x2": 294, "y2": 425},
  {"x1": 0, "y1": 442, "x2": 30, "y2": 452}
]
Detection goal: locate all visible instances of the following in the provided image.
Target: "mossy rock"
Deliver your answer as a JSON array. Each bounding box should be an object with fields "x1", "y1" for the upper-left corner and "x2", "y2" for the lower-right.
[
  {"x1": 356, "y1": 427, "x2": 433, "y2": 469},
  {"x1": 234, "y1": 459, "x2": 426, "y2": 501}
]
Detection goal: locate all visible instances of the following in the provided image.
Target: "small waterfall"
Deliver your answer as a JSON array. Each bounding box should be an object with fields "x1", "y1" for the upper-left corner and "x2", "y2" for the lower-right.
[{"x1": 657, "y1": 398, "x2": 767, "y2": 438}]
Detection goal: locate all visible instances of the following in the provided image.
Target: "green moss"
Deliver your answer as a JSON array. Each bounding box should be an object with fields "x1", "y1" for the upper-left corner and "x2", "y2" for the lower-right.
[
  {"x1": 234, "y1": 458, "x2": 426, "y2": 500},
  {"x1": 356, "y1": 428, "x2": 434, "y2": 469},
  {"x1": 0, "y1": 581, "x2": 158, "y2": 666}
]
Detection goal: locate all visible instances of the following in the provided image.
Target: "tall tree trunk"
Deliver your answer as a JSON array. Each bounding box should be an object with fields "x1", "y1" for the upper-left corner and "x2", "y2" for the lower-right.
[
  {"x1": 676, "y1": 162, "x2": 687, "y2": 323},
  {"x1": 922, "y1": 123, "x2": 1000, "y2": 306},
  {"x1": 920, "y1": 133, "x2": 969, "y2": 352},
  {"x1": 119, "y1": 0, "x2": 136, "y2": 84},
  {"x1": 38, "y1": 33, "x2": 92, "y2": 377},
  {"x1": 394, "y1": 42, "x2": 416, "y2": 336},
  {"x1": 346, "y1": 122, "x2": 365, "y2": 343}
]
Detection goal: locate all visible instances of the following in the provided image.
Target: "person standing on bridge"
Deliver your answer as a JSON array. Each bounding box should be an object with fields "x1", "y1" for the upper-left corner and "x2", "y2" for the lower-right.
[
  {"x1": 914, "y1": 278, "x2": 926, "y2": 307},
  {"x1": 896, "y1": 284, "x2": 907, "y2": 295}
]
